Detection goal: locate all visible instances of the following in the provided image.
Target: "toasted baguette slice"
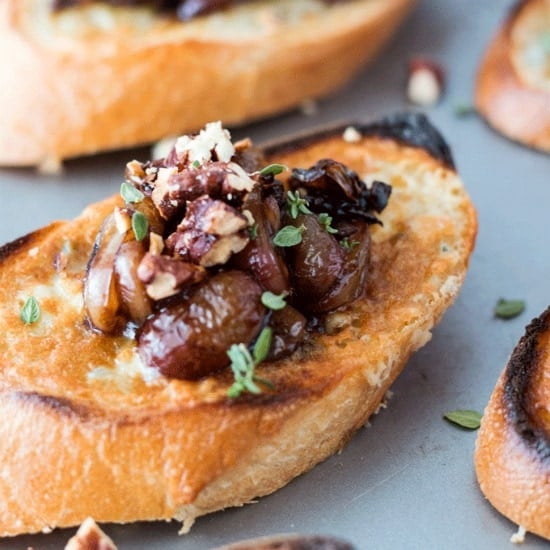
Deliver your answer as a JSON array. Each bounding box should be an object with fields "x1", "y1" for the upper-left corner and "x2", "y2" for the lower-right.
[
  {"x1": 0, "y1": 113, "x2": 476, "y2": 537},
  {"x1": 475, "y1": 0, "x2": 550, "y2": 152},
  {"x1": 475, "y1": 307, "x2": 550, "y2": 541},
  {"x1": 0, "y1": 0, "x2": 415, "y2": 167}
]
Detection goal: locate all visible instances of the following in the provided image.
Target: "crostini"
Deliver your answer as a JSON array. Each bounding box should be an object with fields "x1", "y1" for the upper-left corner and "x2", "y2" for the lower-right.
[
  {"x1": 475, "y1": 306, "x2": 550, "y2": 542},
  {"x1": 0, "y1": 0, "x2": 415, "y2": 166},
  {"x1": 475, "y1": 0, "x2": 550, "y2": 152},
  {"x1": 0, "y1": 113, "x2": 476, "y2": 537}
]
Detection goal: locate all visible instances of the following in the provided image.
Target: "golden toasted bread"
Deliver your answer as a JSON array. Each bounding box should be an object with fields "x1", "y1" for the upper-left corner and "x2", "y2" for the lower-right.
[
  {"x1": 0, "y1": 0, "x2": 415, "y2": 167},
  {"x1": 0, "y1": 113, "x2": 476, "y2": 537},
  {"x1": 475, "y1": 0, "x2": 550, "y2": 152},
  {"x1": 475, "y1": 307, "x2": 550, "y2": 541}
]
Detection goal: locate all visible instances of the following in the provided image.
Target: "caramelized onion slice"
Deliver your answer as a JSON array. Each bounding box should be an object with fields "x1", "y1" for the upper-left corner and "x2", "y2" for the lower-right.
[
  {"x1": 114, "y1": 240, "x2": 152, "y2": 325},
  {"x1": 315, "y1": 222, "x2": 371, "y2": 313},
  {"x1": 84, "y1": 214, "x2": 124, "y2": 333},
  {"x1": 233, "y1": 188, "x2": 290, "y2": 294},
  {"x1": 138, "y1": 270, "x2": 265, "y2": 380},
  {"x1": 289, "y1": 213, "x2": 344, "y2": 306}
]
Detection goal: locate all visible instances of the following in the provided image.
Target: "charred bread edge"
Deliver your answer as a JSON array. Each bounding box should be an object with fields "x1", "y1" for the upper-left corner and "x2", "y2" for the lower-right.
[
  {"x1": 0, "y1": 226, "x2": 59, "y2": 264},
  {"x1": 263, "y1": 112, "x2": 456, "y2": 171},
  {"x1": 504, "y1": 307, "x2": 550, "y2": 462}
]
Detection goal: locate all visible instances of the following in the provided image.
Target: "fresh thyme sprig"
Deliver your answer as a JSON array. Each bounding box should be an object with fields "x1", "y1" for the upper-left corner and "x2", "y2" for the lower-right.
[
  {"x1": 286, "y1": 190, "x2": 312, "y2": 219},
  {"x1": 227, "y1": 327, "x2": 274, "y2": 399}
]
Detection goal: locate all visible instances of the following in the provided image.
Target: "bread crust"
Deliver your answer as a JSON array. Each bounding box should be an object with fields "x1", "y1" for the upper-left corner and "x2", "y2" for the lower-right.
[
  {"x1": 0, "y1": 0, "x2": 415, "y2": 166},
  {"x1": 475, "y1": 0, "x2": 550, "y2": 152},
  {"x1": 475, "y1": 307, "x2": 550, "y2": 541},
  {"x1": 0, "y1": 114, "x2": 476, "y2": 537}
]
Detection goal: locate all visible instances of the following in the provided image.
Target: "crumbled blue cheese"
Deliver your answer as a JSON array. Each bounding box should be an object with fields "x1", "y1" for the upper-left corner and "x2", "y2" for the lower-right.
[
  {"x1": 226, "y1": 162, "x2": 256, "y2": 192},
  {"x1": 175, "y1": 121, "x2": 235, "y2": 163}
]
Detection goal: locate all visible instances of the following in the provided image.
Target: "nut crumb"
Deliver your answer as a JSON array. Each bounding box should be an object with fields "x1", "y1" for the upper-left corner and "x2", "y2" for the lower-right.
[
  {"x1": 37, "y1": 156, "x2": 63, "y2": 175},
  {"x1": 407, "y1": 57, "x2": 444, "y2": 106},
  {"x1": 300, "y1": 99, "x2": 319, "y2": 116},
  {"x1": 113, "y1": 208, "x2": 131, "y2": 234}
]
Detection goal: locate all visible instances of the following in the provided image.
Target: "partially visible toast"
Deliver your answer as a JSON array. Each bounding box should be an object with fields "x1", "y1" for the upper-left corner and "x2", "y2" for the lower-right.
[
  {"x1": 0, "y1": 113, "x2": 476, "y2": 537},
  {"x1": 475, "y1": 0, "x2": 550, "y2": 152},
  {"x1": 475, "y1": 307, "x2": 550, "y2": 541},
  {"x1": 0, "y1": 0, "x2": 415, "y2": 166}
]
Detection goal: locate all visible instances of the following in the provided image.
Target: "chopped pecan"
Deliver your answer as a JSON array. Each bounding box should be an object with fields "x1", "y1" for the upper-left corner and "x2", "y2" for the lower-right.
[
  {"x1": 125, "y1": 159, "x2": 145, "y2": 183},
  {"x1": 180, "y1": 196, "x2": 249, "y2": 235},
  {"x1": 166, "y1": 197, "x2": 250, "y2": 267},
  {"x1": 201, "y1": 233, "x2": 250, "y2": 267},
  {"x1": 150, "y1": 162, "x2": 255, "y2": 221},
  {"x1": 137, "y1": 253, "x2": 206, "y2": 301}
]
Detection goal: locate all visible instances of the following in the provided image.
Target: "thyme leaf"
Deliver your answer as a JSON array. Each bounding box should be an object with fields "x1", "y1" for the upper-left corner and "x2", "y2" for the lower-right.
[
  {"x1": 252, "y1": 327, "x2": 273, "y2": 364},
  {"x1": 132, "y1": 211, "x2": 149, "y2": 241},
  {"x1": 444, "y1": 409, "x2": 482, "y2": 430},
  {"x1": 259, "y1": 163, "x2": 287, "y2": 177},
  {"x1": 286, "y1": 190, "x2": 312, "y2": 219},
  {"x1": 261, "y1": 291, "x2": 288, "y2": 311},
  {"x1": 453, "y1": 103, "x2": 477, "y2": 118},
  {"x1": 248, "y1": 223, "x2": 259, "y2": 240},
  {"x1": 340, "y1": 237, "x2": 360, "y2": 250},
  {"x1": 318, "y1": 212, "x2": 338, "y2": 234},
  {"x1": 227, "y1": 327, "x2": 274, "y2": 399},
  {"x1": 273, "y1": 224, "x2": 305, "y2": 247},
  {"x1": 120, "y1": 182, "x2": 144, "y2": 204},
  {"x1": 20, "y1": 296, "x2": 40, "y2": 325},
  {"x1": 494, "y1": 298, "x2": 525, "y2": 319}
]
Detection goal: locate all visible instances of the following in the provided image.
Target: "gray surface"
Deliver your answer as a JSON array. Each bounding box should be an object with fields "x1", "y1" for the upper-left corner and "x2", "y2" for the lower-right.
[{"x1": 1, "y1": 0, "x2": 549, "y2": 548}]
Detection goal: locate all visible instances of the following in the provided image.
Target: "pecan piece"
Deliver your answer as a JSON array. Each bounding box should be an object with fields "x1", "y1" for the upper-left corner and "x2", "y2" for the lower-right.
[
  {"x1": 137, "y1": 253, "x2": 206, "y2": 301},
  {"x1": 166, "y1": 197, "x2": 250, "y2": 267}
]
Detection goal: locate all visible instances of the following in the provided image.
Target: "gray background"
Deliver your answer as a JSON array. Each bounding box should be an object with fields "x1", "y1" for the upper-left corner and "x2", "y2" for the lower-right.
[{"x1": 1, "y1": 0, "x2": 549, "y2": 548}]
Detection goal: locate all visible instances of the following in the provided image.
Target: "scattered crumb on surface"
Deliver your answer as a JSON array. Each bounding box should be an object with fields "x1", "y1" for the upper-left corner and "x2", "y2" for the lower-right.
[
  {"x1": 37, "y1": 156, "x2": 63, "y2": 175},
  {"x1": 300, "y1": 99, "x2": 319, "y2": 116},
  {"x1": 510, "y1": 525, "x2": 527, "y2": 544},
  {"x1": 374, "y1": 389, "x2": 394, "y2": 415}
]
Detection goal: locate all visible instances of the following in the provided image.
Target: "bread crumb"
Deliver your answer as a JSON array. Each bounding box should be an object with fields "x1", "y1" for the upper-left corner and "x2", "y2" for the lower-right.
[
  {"x1": 37, "y1": 156, "x2": 63, "y2": 175},
  {"x1": 510, "y1": 525, "x2": 526, "y2": 544},
  {"x1": 342, "y1": 126, "x2": 362, "y2": 143},
  {"x1": 300, "y1": 99, "x2": 319, "y2": 116},
  {"x1": 374, "y1": 390, "x2": 394, "y2": 415}
]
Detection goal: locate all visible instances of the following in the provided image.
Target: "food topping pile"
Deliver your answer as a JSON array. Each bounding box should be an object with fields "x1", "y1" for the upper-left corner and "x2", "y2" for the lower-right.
[{"x1": 83, "y1": 122, "x2": 391, "y2": 386}]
